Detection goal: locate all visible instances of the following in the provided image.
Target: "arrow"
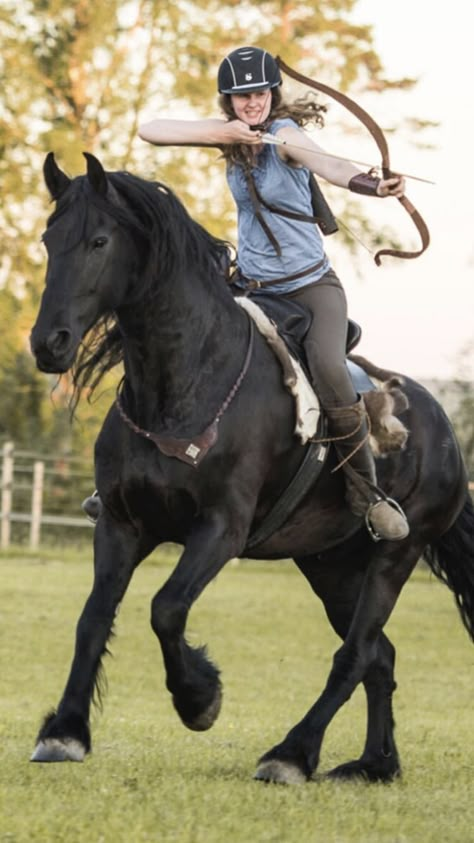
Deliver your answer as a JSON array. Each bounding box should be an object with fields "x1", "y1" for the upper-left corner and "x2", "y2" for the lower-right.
[{"x1": 260, "y1": 133, "x2": 435, "y2": 185}]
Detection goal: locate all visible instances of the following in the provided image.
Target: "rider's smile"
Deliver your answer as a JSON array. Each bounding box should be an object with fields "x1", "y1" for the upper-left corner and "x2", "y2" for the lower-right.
[{"x1": 231, "y1": 91, "x2": 272, "y2": 125}]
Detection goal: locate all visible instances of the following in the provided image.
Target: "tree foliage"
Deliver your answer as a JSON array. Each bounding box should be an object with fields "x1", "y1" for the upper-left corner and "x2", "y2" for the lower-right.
[{"x1": 1, "y1": 0, "x2": 422, "y2": 454}]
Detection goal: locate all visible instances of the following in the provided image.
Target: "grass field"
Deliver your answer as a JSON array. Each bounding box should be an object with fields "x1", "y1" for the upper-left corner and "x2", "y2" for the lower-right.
[{"x1": 1, "y1": 545, "x2": 473, "y2": 843}]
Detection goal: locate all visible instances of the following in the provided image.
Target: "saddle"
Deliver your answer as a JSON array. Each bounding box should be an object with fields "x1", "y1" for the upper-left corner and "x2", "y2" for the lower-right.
[
  {"x1": 245, "y1": 292, "x2": 371, "y2": 394},
  {"x1": 248, "y1": 291, "x2": 361, "y2": 354}
]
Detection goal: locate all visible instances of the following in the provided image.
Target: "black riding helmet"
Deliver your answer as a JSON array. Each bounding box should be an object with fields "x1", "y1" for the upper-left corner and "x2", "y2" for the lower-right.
[{"x1": 217, "y1": 47, "x2": 282, "y2": 94}]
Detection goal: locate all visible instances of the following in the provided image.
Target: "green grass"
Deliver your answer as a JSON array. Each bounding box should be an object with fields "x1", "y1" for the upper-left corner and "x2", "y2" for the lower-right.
[{"x1": 1, "y1": 546, "x2": 473, "y2": 843}]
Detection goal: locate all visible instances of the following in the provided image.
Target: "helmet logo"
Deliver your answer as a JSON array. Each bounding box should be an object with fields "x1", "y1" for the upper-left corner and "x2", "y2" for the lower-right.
[{"x1": 245, "y1": 73, "x2": 253, "y2": 81}]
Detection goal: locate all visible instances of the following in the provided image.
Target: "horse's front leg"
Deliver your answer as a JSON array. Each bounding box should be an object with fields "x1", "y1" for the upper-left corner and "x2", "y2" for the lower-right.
[
  {"x1": 31, "y1": 516, "x2": 149, "y2": 762},
  {"x1": 151, "y1": 511, "x2": 244, "y2": 732},
  {"x1": 255, "y1": 539, "x2": 426, "y2": 784}
]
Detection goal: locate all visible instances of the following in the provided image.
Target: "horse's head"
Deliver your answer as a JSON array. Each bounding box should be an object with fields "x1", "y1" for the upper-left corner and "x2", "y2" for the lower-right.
[{"x1": 30, "y1": 153, "x2": 139, "y2": 373}]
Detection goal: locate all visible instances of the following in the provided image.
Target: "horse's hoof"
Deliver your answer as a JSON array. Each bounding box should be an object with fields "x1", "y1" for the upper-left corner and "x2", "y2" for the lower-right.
[
  {"x1": 326, "y1": 758, "x2": 401, "y2": 783},
  {"x1": 181, "y1": 684, "x2": 223, "y2": 732},
  {"x1": 30, "y1": 738, "x2": 86, "y2": 762},
  {"x1": 254, "y1": 759, "x2": 307, "y2": 785}
]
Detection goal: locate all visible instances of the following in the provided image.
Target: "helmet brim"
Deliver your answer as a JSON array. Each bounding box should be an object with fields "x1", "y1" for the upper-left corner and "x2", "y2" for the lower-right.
[{"x1": 219, "y1": 81, "x2": 280, "y2": 95}]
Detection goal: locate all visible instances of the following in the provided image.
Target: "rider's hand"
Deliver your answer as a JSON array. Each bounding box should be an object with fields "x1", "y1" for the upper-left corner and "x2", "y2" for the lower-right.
[
  {"x1": 221, "y1": 120, "x2": 263, "y2": 145},
  {"x1": 377, "y1": 175, "x2": 406, "y2": 198}
]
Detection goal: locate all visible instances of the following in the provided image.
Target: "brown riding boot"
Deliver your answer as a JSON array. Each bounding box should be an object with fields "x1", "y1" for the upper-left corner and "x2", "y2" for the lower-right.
[{"x1": 325, "y1": 397, "x2": 409, "y2": 541}]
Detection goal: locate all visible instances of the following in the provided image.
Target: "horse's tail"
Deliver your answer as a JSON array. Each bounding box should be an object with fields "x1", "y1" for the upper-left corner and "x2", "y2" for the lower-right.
[{"x1": 423, "y1": 492, "x2": 474, "y2": 643}]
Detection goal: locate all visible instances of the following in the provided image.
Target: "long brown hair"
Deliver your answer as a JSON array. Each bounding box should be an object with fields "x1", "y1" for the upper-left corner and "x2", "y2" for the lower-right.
[{"x1": 218, "y1": 87, "x2": 327, "y2": 167}]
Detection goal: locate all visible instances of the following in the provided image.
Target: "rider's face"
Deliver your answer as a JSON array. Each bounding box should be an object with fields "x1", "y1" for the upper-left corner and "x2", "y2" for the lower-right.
[{"x1": 230, "y1": 90, "x2": 272, "y2": 126}]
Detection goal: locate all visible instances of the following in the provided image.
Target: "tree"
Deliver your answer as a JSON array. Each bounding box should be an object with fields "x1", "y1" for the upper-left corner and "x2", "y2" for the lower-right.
[{"x1": 0, "y1": 0, "x2": 425, "y2": 454}]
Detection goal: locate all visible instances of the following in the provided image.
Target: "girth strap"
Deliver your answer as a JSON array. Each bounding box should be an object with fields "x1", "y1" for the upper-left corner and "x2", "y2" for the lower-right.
[{"x1": 245, "y1": 420, "x2": 329, "y2": 551}]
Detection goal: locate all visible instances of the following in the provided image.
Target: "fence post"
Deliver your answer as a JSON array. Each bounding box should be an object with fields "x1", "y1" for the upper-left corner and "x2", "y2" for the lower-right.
[
  {"x1": 30, "y1": 460, "x2": 45, "y2": 549},
  {"x1": 1, "y1": 441, "x2": 14, "y2": 549}
]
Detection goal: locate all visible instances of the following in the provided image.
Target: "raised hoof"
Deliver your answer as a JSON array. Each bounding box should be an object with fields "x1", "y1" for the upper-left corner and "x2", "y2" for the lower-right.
[
  {"x1": 181, "y1": 684, "x2": 223, "y2": 732},
  {"x1": 254, "y1": 759, "x2": 307, "y2": 785},
  {"x1": 327, "y1": 758, "x2": 401, "y2": 783},
  {"x1": 30, "y1": 738, "x2": 86, "y2": 763}
]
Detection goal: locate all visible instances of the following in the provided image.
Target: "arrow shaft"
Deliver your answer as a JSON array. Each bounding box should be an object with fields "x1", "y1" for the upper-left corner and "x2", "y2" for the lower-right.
[{"x1": 260, "y1": 133, "x2": 435, "y2": 185}]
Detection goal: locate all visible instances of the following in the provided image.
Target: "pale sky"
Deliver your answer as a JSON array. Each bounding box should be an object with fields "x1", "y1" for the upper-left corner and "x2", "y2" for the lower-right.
[{"x1": 331, "y1": 0, "x2": 474, "y2": 381}]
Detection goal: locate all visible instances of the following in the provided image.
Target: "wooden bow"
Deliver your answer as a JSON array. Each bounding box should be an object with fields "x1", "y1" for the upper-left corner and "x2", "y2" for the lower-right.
[{"x1": 276, "y1": 56, "x2": 430, "y2": 266}]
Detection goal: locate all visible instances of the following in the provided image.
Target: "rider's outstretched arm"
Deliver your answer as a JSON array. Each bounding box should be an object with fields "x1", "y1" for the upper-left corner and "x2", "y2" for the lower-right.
[{"x1": 138, "y1": 118, "x2": 263, "y2": 149}]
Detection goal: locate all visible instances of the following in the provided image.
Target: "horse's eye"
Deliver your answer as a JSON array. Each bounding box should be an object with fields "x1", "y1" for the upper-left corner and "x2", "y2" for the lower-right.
[{"x1": 93, "y1": 236, "x2": 108, "y2": 249}]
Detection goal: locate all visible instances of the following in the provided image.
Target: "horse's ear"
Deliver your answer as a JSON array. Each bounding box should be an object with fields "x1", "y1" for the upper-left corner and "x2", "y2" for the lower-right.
[
  {"x1": 43, "y1": 152, "x2": 71, "y2": 200},
  {"x1": 83, "y1": 152, "x2": 108, "y2": 197}
]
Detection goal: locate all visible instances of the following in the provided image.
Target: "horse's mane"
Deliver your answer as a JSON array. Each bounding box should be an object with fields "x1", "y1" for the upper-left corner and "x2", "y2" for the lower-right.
[{"x1": 51, "y1": 171, "x2": 233, "y2": 407}]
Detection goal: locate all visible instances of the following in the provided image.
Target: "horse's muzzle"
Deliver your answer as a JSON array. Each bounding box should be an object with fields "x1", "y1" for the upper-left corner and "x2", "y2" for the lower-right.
[{"x1": 30, "y1": 327, "x2": 76, "y2": 373}]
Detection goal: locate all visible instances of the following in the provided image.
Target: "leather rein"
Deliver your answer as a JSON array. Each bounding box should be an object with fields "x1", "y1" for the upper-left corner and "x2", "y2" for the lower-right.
[{"x1": 115, "y1": 315, "x2": 255, "y2": 467}]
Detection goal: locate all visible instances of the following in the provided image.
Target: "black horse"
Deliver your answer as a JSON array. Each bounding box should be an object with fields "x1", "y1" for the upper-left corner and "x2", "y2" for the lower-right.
[{"x1": 30, "y1": 153, "x2": 474, "y2": 783}]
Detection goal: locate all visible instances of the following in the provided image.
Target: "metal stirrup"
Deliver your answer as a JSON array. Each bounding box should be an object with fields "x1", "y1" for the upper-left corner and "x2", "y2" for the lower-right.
[{"x1": 365, "y1": 497, "x2": 407, "y2": 542}]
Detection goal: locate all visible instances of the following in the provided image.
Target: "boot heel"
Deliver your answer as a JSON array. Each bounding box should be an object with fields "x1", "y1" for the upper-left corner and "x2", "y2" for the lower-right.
[{"x1": 366, "y1": 498, "x2": 409, "y2": 542}]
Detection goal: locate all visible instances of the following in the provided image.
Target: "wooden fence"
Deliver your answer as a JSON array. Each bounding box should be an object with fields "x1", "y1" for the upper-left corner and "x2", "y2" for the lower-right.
[{"x1": 0, "y1": 441, "x2": 94, "y2": 549}]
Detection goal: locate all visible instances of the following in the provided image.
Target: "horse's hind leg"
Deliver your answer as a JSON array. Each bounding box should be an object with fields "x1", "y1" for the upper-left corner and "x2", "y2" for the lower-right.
[
  {"x1": 295, "y1": 559, "x2": 400, "y2": 781},
  {"x1": 254, "y1": 541, "x2": 423, "y2": 784},
  {"x1": 328, "y1": 633, "x2": 400, "y2": 781},
  {"x1": 31, "y1": 518, "x2": 147, "y2": 762}
]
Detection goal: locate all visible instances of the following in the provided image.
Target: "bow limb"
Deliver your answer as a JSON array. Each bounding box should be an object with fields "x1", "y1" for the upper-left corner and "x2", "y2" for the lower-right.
[
  {"x1": 374, "y1": 195, "x2": 431, "y2": 266},
  {"x1": 276, "y1": 56, "x2": 430, "y2": 265}
]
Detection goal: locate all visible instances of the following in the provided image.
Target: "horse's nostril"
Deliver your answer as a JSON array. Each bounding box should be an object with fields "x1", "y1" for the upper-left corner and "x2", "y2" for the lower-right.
[{"x1": 45, "y1": 329, "x2": 72, "y2": 355}]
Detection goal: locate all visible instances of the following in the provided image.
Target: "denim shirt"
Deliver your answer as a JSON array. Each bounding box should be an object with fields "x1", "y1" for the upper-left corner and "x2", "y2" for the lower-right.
[{"x1": 226, "y1": 117, "x2": 331, "y2": 294}]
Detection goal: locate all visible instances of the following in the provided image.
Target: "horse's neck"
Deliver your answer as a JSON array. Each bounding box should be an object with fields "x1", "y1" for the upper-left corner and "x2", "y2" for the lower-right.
[{"x1": 117, "y1": 271, "x2": 248, "y2": 435}]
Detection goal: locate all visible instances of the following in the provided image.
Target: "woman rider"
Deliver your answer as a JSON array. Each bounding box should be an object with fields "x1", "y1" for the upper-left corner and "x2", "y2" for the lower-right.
[{"x1": 86, "y1": 46, "x2": 409, "y2": 541}]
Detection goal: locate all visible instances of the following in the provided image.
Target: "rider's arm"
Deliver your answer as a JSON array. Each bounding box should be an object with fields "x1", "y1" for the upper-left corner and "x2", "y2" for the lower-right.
[
  {"x1": 274, "y1": 125, "x2": 405, "y2": 197},
  {"x1": 138, "y1": 118, "x2": 262, "y2": 149}
]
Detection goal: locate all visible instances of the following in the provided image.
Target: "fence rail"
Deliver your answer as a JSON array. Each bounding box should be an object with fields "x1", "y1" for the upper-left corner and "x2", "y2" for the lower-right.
[{"x1": 1, "y1": 441, "x2": 94, "y2": 548}]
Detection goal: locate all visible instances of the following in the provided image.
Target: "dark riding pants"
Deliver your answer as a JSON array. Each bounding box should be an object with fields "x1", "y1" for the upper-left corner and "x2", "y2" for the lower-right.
[{"x1": 284, "y1": 269, "x2": 357, "y2": 408}]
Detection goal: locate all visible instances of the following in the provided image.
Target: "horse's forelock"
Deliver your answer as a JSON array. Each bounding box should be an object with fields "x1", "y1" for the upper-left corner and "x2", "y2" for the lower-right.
[{"x1": 44, "y1": 179, "x2": 89, "y2": 252}]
